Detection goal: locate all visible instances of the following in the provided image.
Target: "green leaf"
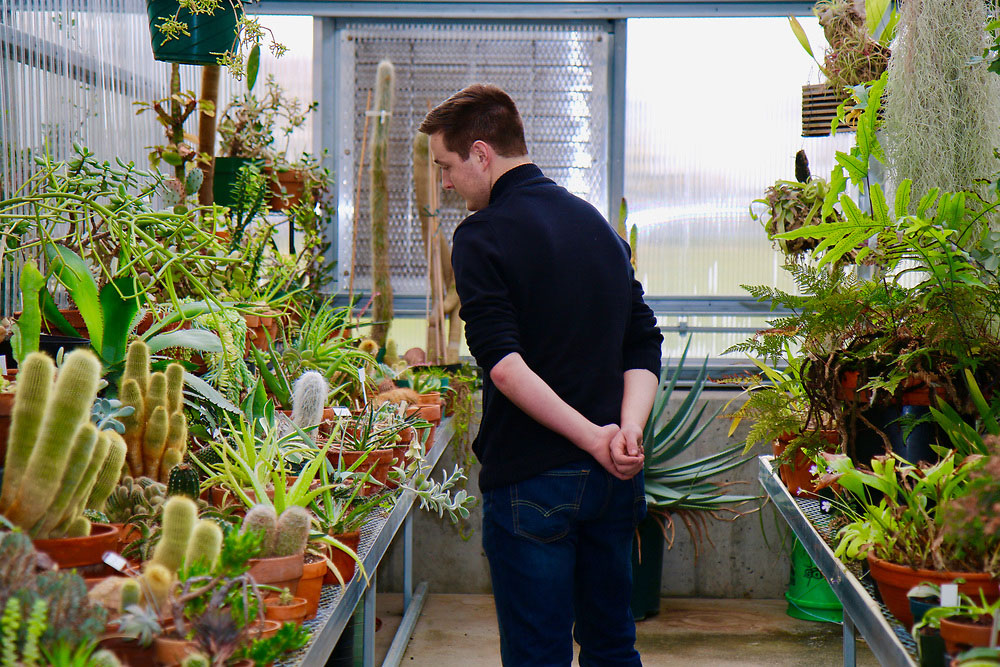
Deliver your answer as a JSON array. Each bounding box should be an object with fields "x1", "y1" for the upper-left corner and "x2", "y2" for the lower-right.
[
  {"x1": 894, "y1": 179, "x2": 912, "y2": 220},
  {"x1": 146, "y1": 329, "x2": 222, "y2": 354},
  {"x1": 787, "y1": 16, "x2": 814, "y2": 59},
  {"x1": 183, "y1": 371, "x2": 240, "y2": 414},
  {"x1": 11, "y1": 263, "x2": 45, "y2": 363},
  {"x1": 247, "y1": 43, "x2": 261, "y2": 92},
  {"x1": 44, "y1": 244, "x2": 103, "y2": 352},
  {"x1": 865, "y1": 0, "x2": 891, "y2": 43},
  {"x1": 99, "y1": 277, "x2": 142, "y2": 368}
]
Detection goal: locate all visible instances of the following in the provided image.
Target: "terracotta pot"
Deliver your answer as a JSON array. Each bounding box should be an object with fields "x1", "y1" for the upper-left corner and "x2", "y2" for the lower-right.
[
  {"x1": 268, "y1": 169, "x2": 309, "y2": 210},
  {"x1": 838, "y1": 370, "x2": 871, "y2": 403},
  {"x1": 298, "y1": 554, "x2": 327, "y2": 620},
  {"x1": 328, "y1": 447, "x2": 394, "y2": 496},
  {"x1": 247, "y1": 553, "x2": 304, "y2": 594},
  {"x1": 153, "y1": 634, "x2": 199, "y2": 666},
  {"x1": 247, "y1": 618, "x2": 283, "y2": 640},
  {"x1": 264, "y1": 595, "x2": 308, "y2": 624},
  {"x1": 323, "y1": 530, "x2": 361, "y2": 586},
  {"x1": 110, "y1": 522, "x2": 143, "y2": 553},
  {"x1": 39, "y1": 307, "x2": 88, "y2": 337},
  {"x1": 900, "y1": 378, "x2": 945, "y2": 407},
  {"x1": 33, "y1": 523, "x2": 120, "y2": 576},
  {"x1": 771, "y1": 431, "x2": 839, "y2": 498},
  {"x1": 99, "y1": 634, "x2": 158, "y2": 667},
  {"x1": 208, "y1": 485, "x2": 240, "y2": 508},
  {"x1": 244, "y1": 313, "x2": 261, "y2": 328},
  {"x1": 866, "y1": 554, "x2": 1000, "y2": 628},
  {"x1": 0, "y1": 392, "x2": 12, "y2": 467},
  {"x1": 385, "y1": 443, "x2": 413, "y2": 490},
  {"x1": 940, "y1": 616, "x2": 1000, "y2": 655},
  {"x1": 413, "y1": 401, "x2": 442, "y2": 425}
]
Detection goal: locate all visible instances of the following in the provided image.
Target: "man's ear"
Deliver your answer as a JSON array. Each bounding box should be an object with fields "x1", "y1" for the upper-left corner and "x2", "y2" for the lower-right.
[{"x1": 470, "y1": 140, "x2": 492, "y2": 168}]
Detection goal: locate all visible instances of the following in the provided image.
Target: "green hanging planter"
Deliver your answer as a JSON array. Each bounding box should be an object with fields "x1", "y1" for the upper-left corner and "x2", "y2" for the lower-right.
[
  {"x1": 212, "y1": 156, "x2": 254, "y2": 208},
  {"x1": 146, "y1": 0, "x2": 241, "y2": 66}
]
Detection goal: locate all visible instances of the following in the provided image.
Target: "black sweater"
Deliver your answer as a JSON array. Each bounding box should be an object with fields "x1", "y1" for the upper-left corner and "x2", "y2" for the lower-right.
[{"x1": 451, "y1": 164, "x2": 663, "y2": 491}]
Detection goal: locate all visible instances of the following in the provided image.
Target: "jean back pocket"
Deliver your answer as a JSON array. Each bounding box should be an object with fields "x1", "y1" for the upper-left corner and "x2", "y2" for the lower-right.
[{"x1": 512, "y1": 468, "x2": 589, "y2": 543}]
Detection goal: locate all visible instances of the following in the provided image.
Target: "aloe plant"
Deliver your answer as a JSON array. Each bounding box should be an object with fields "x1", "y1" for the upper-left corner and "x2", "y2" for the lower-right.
[{"x1": 642, "y1": 341, "x2": 758, "y2": 547}]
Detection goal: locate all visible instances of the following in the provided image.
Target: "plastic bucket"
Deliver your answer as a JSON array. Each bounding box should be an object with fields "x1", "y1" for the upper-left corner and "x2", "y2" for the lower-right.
[
  {"x1": 146, "y1": 0, "x2": 241, "y2": 66},
  {"x1": 785, "y1": 538, "x2": 842, "y2": 624},
  {"x1": 630, "y1": 513, "x2": 664, "y2": 621}
]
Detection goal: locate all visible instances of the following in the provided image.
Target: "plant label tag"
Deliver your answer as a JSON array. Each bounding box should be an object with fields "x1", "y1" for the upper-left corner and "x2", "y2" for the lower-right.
[
  {"x1": 331, "y1": 406, "x2": 351, "y2": 417},
  {"x1": 940, "y1": 584, "x2": 959, "y2": 607},
  {"x1": 0, "y1": 357, "x2": 6, "y2": 375}
]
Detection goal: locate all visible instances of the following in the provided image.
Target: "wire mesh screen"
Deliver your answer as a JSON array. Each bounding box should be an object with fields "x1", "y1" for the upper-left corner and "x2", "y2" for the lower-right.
[{"x1": 336, "y1": 21, "x2": 611, "y2": 295}]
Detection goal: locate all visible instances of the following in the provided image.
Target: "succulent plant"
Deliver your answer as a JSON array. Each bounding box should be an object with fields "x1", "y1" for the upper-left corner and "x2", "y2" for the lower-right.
[
  {"x1": 103, "y1": 476, "x2": 167, "y2": 525},
  {"x1": 240, "y1": 504, "x2": 312, "y2": 558},
  {"x1": 290, "y1": 371, "x2": 328, "y2": 430}
]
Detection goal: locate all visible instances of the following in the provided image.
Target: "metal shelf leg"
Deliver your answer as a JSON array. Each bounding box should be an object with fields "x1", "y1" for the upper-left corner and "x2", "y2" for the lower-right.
[
  {"x1": 843, "y1": 613, "x2": 857, "y2": 667},
  {"x1": 363, "y1": 571, "x2": 377, "y2": 667},
  {"x1": 404, "y1": 512, "x2": 413, "y2": 609}
]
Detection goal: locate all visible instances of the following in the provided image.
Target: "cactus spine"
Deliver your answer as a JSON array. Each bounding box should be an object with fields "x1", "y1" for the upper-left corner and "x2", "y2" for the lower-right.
[
  {"x1": 369, "y1": 60, "x2": 396, "y2": 348},
  {"x1": 290, "y1": 371, "x2": 329, "y2": 429},
  {"x1": 241, "y1": 504, "x2": 278, "y2": 555},
  {"x1": 0, "y1": 350, "x2": 105, "y2": 538},
  {"x1": 87, "y1": 433, "x2": 128, "y2": 512},
  {"x1": 151, "y1": 496, "x2": 197, "y2": 572},
  {"x1": 185, "y1": 519, "x2": 223, "y2": 570},
  {"x1": 119, "y1": 341, "x2": 187, "y2": 482},
  {"x1": 272, "y1": 505, "x2": 311, "y2": 557}
]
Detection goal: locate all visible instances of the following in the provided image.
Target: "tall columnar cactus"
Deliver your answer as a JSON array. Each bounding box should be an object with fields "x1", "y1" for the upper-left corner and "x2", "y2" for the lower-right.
[
  {"x1": 185, "y1": 519, "x2": 223, "y2": 570},
  {"x1": 290, "y1": 371, "x2": 329, "y2": 429},
  {"x1": 151, "y1": 496, "x2": 198, "y2": 572},
  {"x1": 0, "y1": 350, "x2": 115, "y2": 538},
  {"x1": 86, "y1": 436, "x2": 128, "y2": 512},
  {"x1": 369, "y1": 60, "x2": 396, "y2": 348},
  {"x1": 119, "y1": 341, "x2": 188, "y2": 482}
]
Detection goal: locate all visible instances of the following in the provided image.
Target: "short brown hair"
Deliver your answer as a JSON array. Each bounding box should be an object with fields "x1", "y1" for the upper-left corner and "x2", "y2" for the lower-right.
[{"x1": 419, "y1": 84, "x2": 528, "y2": 159}]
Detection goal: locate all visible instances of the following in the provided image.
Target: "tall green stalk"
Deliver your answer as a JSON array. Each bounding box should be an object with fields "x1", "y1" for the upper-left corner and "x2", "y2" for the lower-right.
[{"x1": 368, "y1": 61, "x2": 396, "y2": 348}]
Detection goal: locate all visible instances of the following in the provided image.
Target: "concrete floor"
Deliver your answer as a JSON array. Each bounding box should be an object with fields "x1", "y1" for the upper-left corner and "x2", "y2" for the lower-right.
[{"x1": 373, "y1": 595, "x2": 880, "y2": 666}]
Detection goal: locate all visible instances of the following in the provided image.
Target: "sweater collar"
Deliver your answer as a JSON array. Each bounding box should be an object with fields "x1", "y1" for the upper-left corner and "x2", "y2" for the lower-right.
[{"x1": 489, "y1": 163, "x2": 542, "y2": 205}]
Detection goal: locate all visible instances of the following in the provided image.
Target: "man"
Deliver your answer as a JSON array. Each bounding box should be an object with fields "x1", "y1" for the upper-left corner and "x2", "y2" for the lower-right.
[{"x1": 419, "y1": 84, "x2": 663, "y2": 666}]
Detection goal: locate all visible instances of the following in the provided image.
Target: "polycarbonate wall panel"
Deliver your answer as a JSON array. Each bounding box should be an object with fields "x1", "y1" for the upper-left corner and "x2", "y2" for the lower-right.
[
  {"x1": 336, "y1": 21, "x2": 611, "y2": 295},
  {"x1": 625, "y1": 17, "x2": 855, "y2": 358}
]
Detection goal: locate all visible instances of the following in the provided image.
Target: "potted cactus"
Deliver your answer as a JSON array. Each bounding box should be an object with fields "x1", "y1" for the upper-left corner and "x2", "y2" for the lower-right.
[
  {"x1": 0, "y1": 350, "x2": 126, "y2": 571},
  {"x1": 242, "y1": 505, "x2": 312, "y2": 593}
]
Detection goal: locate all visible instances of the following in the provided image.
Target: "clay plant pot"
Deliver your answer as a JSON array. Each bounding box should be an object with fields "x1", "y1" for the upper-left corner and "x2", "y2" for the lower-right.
[
  {"x1": 33, "y1": 523, "x2": 120, "y2": 576},
  {"x1": 866, "y1": 554, "x2": 1000, "y2": 628},
  {"x1": 153, "y1": 633, "x2": 200, "y2": 666},
  {"x1": 267, "y1": 168, "x2": 309, "y2": 210},
  {"x1": 327, "y1": 447, "x2": 394, "y2": 496},
  {"x1": 110, "y1": 522, "x2": 143, "y2": 554},
  {"x1": 264, "y1": 596, "x2": 308, "y2": 624},
  {"x1": 323, "y1": 530, "x2": 361, "y2": 586},
  {"x1": 940, "y1": 616, "x2": 1000, "y2": 655},
  {"x1": 771, "y1": 431, "x2": 839, "y2": 498},
  {"x1": 99, "y1": 634, "x2": 158, "y2": 667},
  {"x1": 385, "y1": 443, "x2": 411, "y2": 490},
  {"x1": 298, "y1": 553, "x2": 327, "y2": 620},
  {"x1": 837, "y1": 370, "x2": 871, "y2": 403},
  {"x1": 247, "y1": 618, "x2": 282, "y2": 640},
  {"x1": 247, "y1": 553, "x2": 304, "y2": 595}
]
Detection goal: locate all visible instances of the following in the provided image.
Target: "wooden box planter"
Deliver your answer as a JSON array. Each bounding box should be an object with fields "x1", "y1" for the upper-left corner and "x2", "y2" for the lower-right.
[{"x1": 802, "y1": 84, "x2": 852, "y2": 137}]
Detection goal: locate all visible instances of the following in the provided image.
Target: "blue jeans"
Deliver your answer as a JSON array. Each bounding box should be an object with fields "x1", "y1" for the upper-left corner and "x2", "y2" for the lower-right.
[{"x1": 482, "y1": 459, "x2": 646, "y2": 666}]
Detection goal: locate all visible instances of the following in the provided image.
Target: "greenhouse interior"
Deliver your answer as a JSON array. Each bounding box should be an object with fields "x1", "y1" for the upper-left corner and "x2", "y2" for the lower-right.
[{"x1": 1, "y1": 0, "x2": 999, "y2": 665}]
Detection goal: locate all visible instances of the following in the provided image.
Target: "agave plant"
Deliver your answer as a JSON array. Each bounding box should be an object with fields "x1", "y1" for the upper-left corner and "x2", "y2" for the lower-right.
[{"x1": 642, "y1": 341, "x2": 759, "y2": 554}]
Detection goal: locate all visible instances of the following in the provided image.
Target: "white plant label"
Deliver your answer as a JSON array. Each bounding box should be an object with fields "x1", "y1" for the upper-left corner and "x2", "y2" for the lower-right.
[{"x1": 940, "y1": 583, "x2": 959, "y2": 607}]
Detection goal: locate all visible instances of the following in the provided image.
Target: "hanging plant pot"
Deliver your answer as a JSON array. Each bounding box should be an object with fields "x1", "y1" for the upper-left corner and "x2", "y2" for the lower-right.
[{"x1": 146, "y1": 0, "x2": 241, "y2": 66}]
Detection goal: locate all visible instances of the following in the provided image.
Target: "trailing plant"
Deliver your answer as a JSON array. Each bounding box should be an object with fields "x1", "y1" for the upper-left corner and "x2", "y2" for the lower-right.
[{"x1": 883, "y1": 0, "x2": 1000, "y2": 207}]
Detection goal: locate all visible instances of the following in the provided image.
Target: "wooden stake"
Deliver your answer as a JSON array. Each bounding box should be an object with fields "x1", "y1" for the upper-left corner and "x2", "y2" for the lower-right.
[{"x1": 347, "y1": 90, "x2": 373, "y2": 322}]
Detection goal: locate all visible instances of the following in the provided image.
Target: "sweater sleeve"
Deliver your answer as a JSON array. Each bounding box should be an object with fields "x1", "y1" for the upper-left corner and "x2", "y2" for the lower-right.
[
  {"x1": 452, "y1": 218, "x2": 524, "y2": 373},
  {"x1": 622, "y1": 262, "x2": 663, "y2": 378}
]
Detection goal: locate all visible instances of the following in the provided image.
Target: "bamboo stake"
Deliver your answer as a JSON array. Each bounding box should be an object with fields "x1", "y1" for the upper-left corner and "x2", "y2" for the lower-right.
[
  {"x1": 428, "y1": 151, "x2": 446, "y2": 362},
  {"x1": 347, "y1": 90, "x2": 373, "y2": 323}
]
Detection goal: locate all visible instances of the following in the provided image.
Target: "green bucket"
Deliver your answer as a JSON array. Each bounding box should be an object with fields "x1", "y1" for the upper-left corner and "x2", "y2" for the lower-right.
[
  {"x1": 786, "y1": 538, "x2": 842, "y2": 624},
  {"x1": 146, "y1": 0, "x2": 241, "y2": 66},
  {"x1": 212, "y1": 157, "x2": 256, "y2": 209}
]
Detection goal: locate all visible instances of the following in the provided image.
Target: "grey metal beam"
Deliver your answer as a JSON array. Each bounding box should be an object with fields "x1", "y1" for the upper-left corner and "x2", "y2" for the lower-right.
[
  {"x1": 254, "y1": 1, "x2": 814, "y2": 19},
  {"x1": 382, "y1": 581, "x2": 429, "y2": 667},
  {"x1": 607, "y1": 18, "x2": 627, "y2": 226}
]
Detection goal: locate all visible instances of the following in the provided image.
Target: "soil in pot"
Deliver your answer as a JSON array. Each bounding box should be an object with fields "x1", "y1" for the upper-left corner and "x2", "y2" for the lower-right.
[
  {"x1": 298, "y1": 553, "x2": 327, "y2": 620},
  {"x1": 264, "y1": 596, "x2": 308, "y2": 624},
  {"x1": 866, "y1": 554, "x2": 1000, "y2": 628},
  {"x1": 323, "y1": 531, "x2": 361, "y2": 586}
]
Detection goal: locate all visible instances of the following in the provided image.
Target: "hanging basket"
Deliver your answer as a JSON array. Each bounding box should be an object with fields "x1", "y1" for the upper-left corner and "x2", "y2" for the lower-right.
[
  {"x1": 146, "y1": 0, "x2": 242, "y2": 67},
  {"x1": 801, "y1": 84, "x2": 852, "y2": 137}
]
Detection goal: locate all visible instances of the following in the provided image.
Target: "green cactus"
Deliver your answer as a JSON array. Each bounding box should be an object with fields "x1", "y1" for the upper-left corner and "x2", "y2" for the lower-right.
[
  {"x1": 86, "y1": 432, "x2": 128, "y2": 512},
  {"x1": 0, "y1": 350, "x2": 102, "y2": 538},
  {"x1": 181, "y1": 652, "x2": 210, "y2": 667},
  {"x1": 90, "y1": 649, "x2": 123, "y2": 667},
  {"x1": 272, "y1": 506, "x2": 312, "y2": 557},
  {"x1": 139, "y1": 563, "x2": 173, "y2": 612},
  {"x1": 119, "y1": 579, "x2": 141, "y2": 612},
  {"x1": 21, "y1": 598, "x2": 46, "y2": 666},
  {"x1": 0, "y1": 354, "x2": 52, "y2": 511},
  {"x1": 119, "y1": 341, "x2": 187, "y2": 482},
  {"x1": 369, "y1": 59, "x2": 396, "y2": 348},
  {"x1": 185, "y1": 519, "x2": 223, "y2": 570},
  {"x1": 30, "y1": 423, "x2": 98, "y2": 538},
  {"x1": 2, "y1": 596, "x2": 20, "y2": 666},
  {"x1": 290, "y1": 371, "x2": 329, "y2": 429},
  {"x1": 151, "y1": 496, "x2": 198, "y2": 572},
  {"x1": 167, "y1": 463, "x2": 200, "y2": 500},
  {"x1": 103, "y1": 476, "x2": 167, "y2": 525},
  {"x1": 240, "y1": 504, "x2": 278, "y2": 555}
]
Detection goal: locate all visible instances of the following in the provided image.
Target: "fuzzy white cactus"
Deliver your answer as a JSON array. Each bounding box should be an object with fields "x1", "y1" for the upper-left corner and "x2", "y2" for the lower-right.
[{"x1": 290, "y1": 371, "x2": 329, "y2": 429}]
